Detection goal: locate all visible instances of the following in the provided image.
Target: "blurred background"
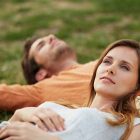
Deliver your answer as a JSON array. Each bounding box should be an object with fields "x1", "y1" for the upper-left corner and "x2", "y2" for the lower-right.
[
  {"x1": 0, "y1": 0, "x2": 140, "y2": 121},
  {"x1": 0, "y1": 0, "x2": 140, "y2": 85}
]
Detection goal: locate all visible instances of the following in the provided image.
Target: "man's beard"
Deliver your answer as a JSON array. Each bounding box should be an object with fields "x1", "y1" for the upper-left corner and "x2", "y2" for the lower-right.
[{"x1": 53, "y1": 45, "x2": 74, "y2": 61}]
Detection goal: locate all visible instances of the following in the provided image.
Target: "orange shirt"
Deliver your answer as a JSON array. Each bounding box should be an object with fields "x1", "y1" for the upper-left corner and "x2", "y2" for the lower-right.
[
  {"x1": 0, "y1": 61, "x2": 97, "y2": 112},
  {"x1": 0, "y1": 60, "x2": 139, "y2": 112}
]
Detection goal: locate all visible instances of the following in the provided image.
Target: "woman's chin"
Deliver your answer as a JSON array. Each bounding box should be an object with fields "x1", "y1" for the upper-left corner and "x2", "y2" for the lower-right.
[{"x1": 95, "y1": 87, "x2": 115, "y2": 98}]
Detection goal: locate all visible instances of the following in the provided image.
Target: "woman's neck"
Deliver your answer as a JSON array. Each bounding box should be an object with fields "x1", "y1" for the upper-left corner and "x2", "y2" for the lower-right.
[{"x1": 90, "y1": 94, "x2": 115, "y2": 111}]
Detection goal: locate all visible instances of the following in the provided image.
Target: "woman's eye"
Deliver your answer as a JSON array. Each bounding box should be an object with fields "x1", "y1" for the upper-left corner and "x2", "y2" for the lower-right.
[
  {"x1": 103, "y1": 60, "x2": 111, "y2": 64},
  {"x1": 121, "y1": 66, "x2": 129, "y2": 70}
]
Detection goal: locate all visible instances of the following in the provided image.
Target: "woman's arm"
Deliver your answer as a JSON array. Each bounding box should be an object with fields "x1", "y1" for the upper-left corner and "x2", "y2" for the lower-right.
[
  {"x1": 127, "y1": 124, "x2": 140, "y2": 140},
  {"x1": 9, "y1": 107, "x2": 66, "y2": 132},
  {"x1": 0, "y1": 122, "x2": 62, "y2": 140}
]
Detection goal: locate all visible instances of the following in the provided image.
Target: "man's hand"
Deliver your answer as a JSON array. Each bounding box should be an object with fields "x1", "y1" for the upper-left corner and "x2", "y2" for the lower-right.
[
  {"x1": 0, "y1": 122, "x2": 62, "y2": 140},
  {"x1": 9, "y1": 107, "x2": 66, "y2": 132}
]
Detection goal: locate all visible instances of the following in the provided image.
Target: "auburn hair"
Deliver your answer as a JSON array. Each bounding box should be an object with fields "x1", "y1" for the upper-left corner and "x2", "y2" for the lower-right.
[
  {"x1": 54, "y1": 39, "x2": 140, "y2": 140},
  {"x1": 83, "y1": 39, "x2": 140, "y2": 140}
]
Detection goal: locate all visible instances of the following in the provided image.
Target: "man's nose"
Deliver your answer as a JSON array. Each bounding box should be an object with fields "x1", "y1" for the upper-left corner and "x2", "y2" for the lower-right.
[
  {"x1": 49, "y1": 34, "x2": 55, "y2": 38},
  {"x1": 48, "y1": 34, "x2": 56, "y2": 44},
  {"x1": 44, "y1": 34, "x2": 56, "y2": 44}
]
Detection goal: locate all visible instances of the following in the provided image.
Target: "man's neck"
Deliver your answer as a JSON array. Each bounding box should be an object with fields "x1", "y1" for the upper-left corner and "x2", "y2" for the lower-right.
[
  {"x1": 61, "y1": 60, "x2": 79, "y2": 71},
  {"x1": 53, "y1": 60, "x2": 79, "y2": 76}
]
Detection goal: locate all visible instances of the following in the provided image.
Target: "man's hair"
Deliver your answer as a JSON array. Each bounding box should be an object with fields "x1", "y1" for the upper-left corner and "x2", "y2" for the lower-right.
[{"x1": 22, "y1": 37, "x2": 41, "y2": 84}]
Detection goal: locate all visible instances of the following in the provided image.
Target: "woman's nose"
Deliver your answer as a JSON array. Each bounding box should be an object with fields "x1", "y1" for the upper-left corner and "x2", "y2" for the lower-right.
[{"x1": 106, "y1": 66, "x2": 115, "y2": 75}]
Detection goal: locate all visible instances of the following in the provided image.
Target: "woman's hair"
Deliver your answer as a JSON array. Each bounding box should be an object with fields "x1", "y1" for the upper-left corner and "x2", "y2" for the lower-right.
[
  {"x1": 54, "y1": 39, "x2": 140, "y2": 140},
  {"x1": 83, "y1": 39, "x2": 140, "y2": 140}
]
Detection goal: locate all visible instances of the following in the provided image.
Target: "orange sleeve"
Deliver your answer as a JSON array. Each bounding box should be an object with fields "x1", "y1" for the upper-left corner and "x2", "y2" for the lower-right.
[
  {"x1": 0, "y1": 83, "x2": 42, "y2": 112},
  {"x1": 0, "y1": 61, "x2": 98, "y2": 112}
]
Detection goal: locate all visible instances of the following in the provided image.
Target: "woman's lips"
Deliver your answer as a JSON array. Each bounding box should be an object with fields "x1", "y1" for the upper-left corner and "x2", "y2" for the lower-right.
[{"x1": 101, "y1": 76, "x2": 115, "y2": 84}]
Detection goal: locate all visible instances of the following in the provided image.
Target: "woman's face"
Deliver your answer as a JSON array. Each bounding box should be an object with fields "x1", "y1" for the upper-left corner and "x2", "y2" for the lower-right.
[{"x1": 94, "y1": 46, "x2": 139, "y2": 100}]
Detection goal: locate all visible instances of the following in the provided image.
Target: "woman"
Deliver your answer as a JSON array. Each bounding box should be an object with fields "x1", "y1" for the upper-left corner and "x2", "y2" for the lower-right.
[{"x1": 0, "y1": 39, "x2": 140, "y2": 140}]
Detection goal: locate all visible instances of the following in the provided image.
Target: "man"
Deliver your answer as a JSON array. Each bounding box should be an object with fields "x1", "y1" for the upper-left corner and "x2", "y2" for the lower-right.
[
  {"x1": 0, "y1": 34, "x2": 98, "y2": 112},
  {"x1": 22, "y1": 34, "x2": 79, "y2": 84}
]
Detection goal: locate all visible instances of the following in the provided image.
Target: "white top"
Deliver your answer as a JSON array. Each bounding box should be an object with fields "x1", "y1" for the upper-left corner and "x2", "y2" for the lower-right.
[{"x1": 38, "y1": 102, "x2": 140, "y2": 140}]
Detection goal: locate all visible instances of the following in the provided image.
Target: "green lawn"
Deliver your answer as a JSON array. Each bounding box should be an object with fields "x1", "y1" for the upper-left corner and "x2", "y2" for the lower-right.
[{"x1": 0, "y1": 0, "x2": 140, "y2": 121}]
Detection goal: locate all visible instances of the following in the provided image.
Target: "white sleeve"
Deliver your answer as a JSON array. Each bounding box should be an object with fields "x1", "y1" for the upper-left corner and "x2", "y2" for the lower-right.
[{"x1": 134, "y1": 118, "x2": 140, "y2": 126}]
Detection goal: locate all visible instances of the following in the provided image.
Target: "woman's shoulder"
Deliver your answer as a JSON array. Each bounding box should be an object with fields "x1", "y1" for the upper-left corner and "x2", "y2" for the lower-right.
[
  {"x1": 38, "y1": 101, "x2": 57, "y2": 107},
  {"x1": 38, "y1": 102, "x2": 59, "y2": 108},
  {"x1": 124, "y1": 118, "x2": 140, "y2": 140},
  {"x1": 38, "y1": 102, "x2": 71, "y2": 111},
  {"x1": 134, "y1": 117, "x2": 140, "y2": 126},
  {"x1": 127, "y1": 123, "x2": 140, "y2": 140}
]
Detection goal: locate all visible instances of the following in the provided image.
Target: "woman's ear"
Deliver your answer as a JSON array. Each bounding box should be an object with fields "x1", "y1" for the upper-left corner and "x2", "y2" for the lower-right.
[{"x1": 35, "y1": 68, "x2": 48, "y2": 82}]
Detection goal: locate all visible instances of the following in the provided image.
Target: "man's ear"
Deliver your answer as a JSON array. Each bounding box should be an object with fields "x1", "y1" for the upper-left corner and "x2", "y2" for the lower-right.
[{"x1": 35, "y1": 68, "x2": 48, "y2": 82}]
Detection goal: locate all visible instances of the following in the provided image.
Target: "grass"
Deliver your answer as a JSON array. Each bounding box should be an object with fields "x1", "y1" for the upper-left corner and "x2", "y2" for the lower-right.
[{"x1": 0, "y1": 0, "x2": 140, "y2": 121}]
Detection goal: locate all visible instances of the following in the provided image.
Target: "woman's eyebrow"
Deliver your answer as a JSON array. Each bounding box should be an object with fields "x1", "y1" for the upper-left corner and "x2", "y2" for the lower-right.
[
  {"x1": 121, "y1": 60, "x2": 133, "y2": 68},
  {"x1": 105, "y1": 56, "x2": 113, "y2": 59},
  {"x1": 105, "y1": 56, "x2": 133, "y2": 68}
]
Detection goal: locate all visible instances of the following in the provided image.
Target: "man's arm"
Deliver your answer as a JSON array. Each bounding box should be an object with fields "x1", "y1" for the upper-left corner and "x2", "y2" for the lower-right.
[
  {"x1": 0, "y1": 61, "x2": 98, "y2": 112},
  {"x1": 0, "y1": 83, "x2": 42, "y2": 112}
]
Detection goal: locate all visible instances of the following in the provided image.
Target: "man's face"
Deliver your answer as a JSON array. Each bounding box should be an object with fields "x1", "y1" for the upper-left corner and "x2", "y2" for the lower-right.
[{"x1": 29, "y1": 34, "x2": 74, "y2": 70}]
